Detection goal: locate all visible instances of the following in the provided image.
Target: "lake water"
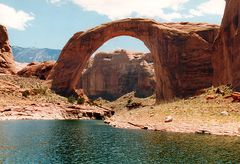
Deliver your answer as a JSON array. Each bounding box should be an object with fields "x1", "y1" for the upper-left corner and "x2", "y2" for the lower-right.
[{"x1": 0, "y1": 120, "x2": 240, "y2": 163}]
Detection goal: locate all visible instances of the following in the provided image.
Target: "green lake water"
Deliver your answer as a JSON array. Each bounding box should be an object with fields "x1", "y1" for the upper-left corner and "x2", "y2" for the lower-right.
[{"x1": 0, "y1": 120, "x2": 239, "y2": 163}]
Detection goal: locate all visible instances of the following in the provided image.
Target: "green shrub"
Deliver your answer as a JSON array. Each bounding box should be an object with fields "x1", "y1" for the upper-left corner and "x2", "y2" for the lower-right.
[
  {"x1": 68, "y1": 96, "x2": 76, "y2": 103},
  {"x1": 127, "y1": 99, "x2": 133, "y2": 104},
  {"x1": 77, "y1": 97, "x2": 85, "y2": 105},
  {"x1": 126, "y1": 99, "x2": 143, "y2": 110},
  {"x1": 22, "y1": 90, "x2": 30, "y2": 98},
  {"x1": 33, "y1": 87, "x2": 48, "y2": 95}
]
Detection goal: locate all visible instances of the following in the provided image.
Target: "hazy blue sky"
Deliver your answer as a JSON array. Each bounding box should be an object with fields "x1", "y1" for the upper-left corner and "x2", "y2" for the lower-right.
[{"x1": 0, "y1": 0, "x2": 225, "y2": 52}]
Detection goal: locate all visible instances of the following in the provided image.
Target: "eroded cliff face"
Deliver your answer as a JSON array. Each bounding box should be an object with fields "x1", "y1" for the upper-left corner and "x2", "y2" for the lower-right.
[
  {"x1": 213, "y1": 0, "x2": 240, "y2": 91},
  {"x1": 0, "y1": 25, "x2": 16, "y2": 74},
  {"x1": 17, "y1": 61, "x2": 55, "y2": 80},
  {"x1": 79, "y1": 50, "x2": 155, "y2": 100}
]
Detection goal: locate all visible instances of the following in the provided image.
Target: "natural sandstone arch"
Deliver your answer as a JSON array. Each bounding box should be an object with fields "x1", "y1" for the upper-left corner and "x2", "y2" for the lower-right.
[{"x1": 48, "y1": 18, "x2": 219, "y2": 102}]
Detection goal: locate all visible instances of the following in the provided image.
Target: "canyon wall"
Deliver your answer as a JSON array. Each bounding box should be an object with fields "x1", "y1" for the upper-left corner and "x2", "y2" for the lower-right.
[
  {"x1": 79, "y1": 50, "x2": 155, "y2": 100},
  {"x1": 0, "y1": 25, "x2": 16, "y2": 74},
  {"x1": 213, "y1": 0, "x2": 240, "y2": 91}
]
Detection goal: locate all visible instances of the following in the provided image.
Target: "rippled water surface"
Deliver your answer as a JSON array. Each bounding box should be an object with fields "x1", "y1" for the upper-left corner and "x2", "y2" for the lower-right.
[{"x1": 0, "y1": 120, "x2": 240, "y2": 163}]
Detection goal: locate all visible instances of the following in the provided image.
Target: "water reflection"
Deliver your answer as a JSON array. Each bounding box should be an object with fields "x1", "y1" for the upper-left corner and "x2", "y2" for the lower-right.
[{"x1": 0, "y1": 120, "x2": 239, "y2": 163}]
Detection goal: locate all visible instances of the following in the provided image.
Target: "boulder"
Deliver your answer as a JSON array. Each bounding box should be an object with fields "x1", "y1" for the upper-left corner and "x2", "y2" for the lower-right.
[
  {"x1": 0, "y1": 25, "x2": 16, "y2": 74},
  {"x1": 164, "y1": 116, "x2": 173, "y2": 123},
  {"x1": 220, "y1": 111, "x2": 229, "y2": 116},
  {"x1": 231, "y1": 92, "x2": 240, "y2": 102},
  {"x1": 79, "y1": 50, "x2": 155, "y2": 100},
  {"x1": 213, "y1": 0, "x2": 240, "y2": 91},
  {"x1": 195, "y1": 130, "x2": 211, "y2": 135},
  {"x1": 17, "y1": 61, "x2": 55, "y2": 80}
]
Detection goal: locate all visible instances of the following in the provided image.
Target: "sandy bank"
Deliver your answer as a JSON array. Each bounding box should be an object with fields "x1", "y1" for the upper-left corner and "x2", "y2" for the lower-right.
[{"x1": 106, "y1": 117, "x2": 240, "y2": 137}]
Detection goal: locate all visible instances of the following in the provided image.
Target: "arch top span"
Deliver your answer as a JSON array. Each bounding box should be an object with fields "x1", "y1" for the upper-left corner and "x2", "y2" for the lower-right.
[{"x1": 48, "y1": 18, "x2": 219, "y2": 102}]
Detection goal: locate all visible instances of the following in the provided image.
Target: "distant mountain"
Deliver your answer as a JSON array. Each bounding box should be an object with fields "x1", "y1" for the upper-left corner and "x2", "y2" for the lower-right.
[{"x1": 12, "y1": 46, "x2": 61, "y2": 63}]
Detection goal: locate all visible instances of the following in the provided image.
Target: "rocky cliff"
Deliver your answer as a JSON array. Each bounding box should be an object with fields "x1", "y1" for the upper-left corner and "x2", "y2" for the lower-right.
[
  {"x1": 0, "y1": 25, "x2": 16, "y2": 74},
  {"x1": 213, "y1": 0, "x2": 240, "y2": 91},
  {"x1": 79, "y1": 50, "x2": 155, "y2": 100},
  {"x1": 17, "y1": 61, "x2": 55, "y2": 80}
]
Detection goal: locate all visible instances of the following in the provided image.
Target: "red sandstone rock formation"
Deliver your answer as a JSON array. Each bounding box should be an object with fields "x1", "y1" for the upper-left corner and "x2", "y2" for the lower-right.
[
  {"x1": 213, "y1": 0, "x2": 240, "y2": 91},
  {"x1": 18, "y1": 61, "x2": 55, "y2": 80},
  {"x1": 0, "y1": 25, "x2": 16, "y2": 74},
  {"x1": 48, "y1": 18, "x2": 219, "y2": 102},
  {"x1": 15, "y1": 62, "x2": 28, "y2": 72},
  {"x1": 231, "y1": 92, "x2": 240, "y2": 102},
  {"x1": 79, "y1": 50, "x2": 155, "y2": 100}
]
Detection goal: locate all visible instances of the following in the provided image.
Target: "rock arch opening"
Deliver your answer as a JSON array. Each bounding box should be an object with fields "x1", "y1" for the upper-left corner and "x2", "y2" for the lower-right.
[
  {"x1": 77, "y1": 36, "x2": 155, "y2": 101},
  {"x1": 48, "y1": 18, "x2": 219, "y2": 102}
]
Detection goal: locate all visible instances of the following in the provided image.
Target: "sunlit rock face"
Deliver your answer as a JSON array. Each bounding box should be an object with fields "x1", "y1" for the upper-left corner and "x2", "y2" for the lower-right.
[
  {"x1": 78, "y1": 50, "x2": 155, "y2": 100},
  {"x1": 17, "y1": 61, "x2": 55, "y2": 80},
  {"x1": 48, "y1": 18, "x2": 219, "y2": 102},
  {"x1": 0, "y1": 25, "x2": 16, "y2": 74},
  {"x1": 213, "y1": 0, "x2": 240, "y2": 91}
]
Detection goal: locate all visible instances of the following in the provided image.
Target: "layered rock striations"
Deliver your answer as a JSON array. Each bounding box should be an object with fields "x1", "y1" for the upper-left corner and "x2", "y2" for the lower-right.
[
  {"x1": 48, "y1": 19, "x2": 219, "y2": 102},
  {"x1": 79, "y1": 50, "x2": 155, "y2": 100},
  {"x1": 0, "y1": 25, "x2": 16, "y2": 74},
  {"x1": 213, "y1": 0, "x2": 240, "y2": 91}
]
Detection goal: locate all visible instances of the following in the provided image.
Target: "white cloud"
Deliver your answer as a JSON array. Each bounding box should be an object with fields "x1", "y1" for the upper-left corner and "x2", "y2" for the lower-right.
[
  {"x1": 189, "y1": 0, "x2": 225, "y2": 17},
  {"x1": 71, "y1": 0, "x2": 190, "y2": 21},
  {"x1": 47, "y1": 0, "x2": 62, "y2": 5},
  {"x1": 46, "y1": 0, "x2": 68, "y2": 6},
  {"x1": 0, "y1": 3, "x2": 34, "y2": 30},
  {"x1": 48, "y1": 0, "x2": 226, "y2": 21},
  {"x1": 48, "y1": 0, "x2": 62, "y2": 4}
]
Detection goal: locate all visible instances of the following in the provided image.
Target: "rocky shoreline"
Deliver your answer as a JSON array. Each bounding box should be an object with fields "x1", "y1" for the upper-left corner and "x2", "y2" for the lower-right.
[
  {"x1": 1, "y1": 102, "x2": 240, "y2": 137},
  {"x1": 0, "y1": 103, "x2": 114, "y2": 121},
  {"x1": 105, "y1": 118, "x2": 240, "y2": 137}
]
